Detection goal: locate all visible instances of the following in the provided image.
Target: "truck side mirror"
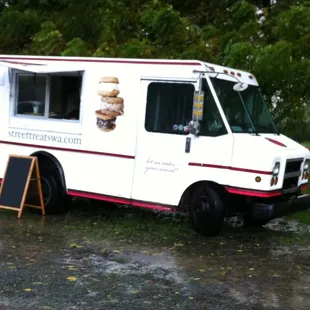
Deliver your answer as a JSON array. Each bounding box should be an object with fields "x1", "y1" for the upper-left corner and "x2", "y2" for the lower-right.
[
  {"x1": 233, "y1": 82, "x2": 248, "y2": 92},
  {"x1": 188, "y1": 120, "x2": 200, "y2": 135},
  {"x1": 190, "y1": 91, "x2": 204, "y2": 135},
  {"x1": 192, "y1": 91, "x2": 204, "y2": 119}
]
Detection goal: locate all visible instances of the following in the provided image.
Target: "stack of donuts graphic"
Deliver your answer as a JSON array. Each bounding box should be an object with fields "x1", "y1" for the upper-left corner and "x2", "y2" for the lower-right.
[{"x1": 95, "y1": 76, "x2": 124, "y2": 132}]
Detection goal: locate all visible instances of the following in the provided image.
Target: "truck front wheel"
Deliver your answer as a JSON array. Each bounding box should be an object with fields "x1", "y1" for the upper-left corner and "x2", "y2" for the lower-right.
[{"x1": 190, "y1": 184, "x2": 225, "y2": 237}]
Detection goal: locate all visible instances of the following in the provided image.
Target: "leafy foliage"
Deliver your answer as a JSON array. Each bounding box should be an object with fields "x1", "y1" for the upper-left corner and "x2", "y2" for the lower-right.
[{"x1": 1, "y1": 0, "x2": 310, "y2": 140}]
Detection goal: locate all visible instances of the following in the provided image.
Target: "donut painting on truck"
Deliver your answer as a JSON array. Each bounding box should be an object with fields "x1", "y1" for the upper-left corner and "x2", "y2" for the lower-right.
[{"x1": 95, "y1": 76, "x2": 125, "y2": 132}]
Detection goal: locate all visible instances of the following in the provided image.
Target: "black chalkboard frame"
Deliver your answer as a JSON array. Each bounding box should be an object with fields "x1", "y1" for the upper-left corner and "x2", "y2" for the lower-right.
[{"x1": 0, "y1": 155, "x2": 45, "y2": 218}]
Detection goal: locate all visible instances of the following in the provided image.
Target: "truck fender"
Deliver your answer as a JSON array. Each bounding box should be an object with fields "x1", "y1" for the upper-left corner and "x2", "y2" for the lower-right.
[{"x1": 178, "y1": 180, "x2": 228, "y2": 212}]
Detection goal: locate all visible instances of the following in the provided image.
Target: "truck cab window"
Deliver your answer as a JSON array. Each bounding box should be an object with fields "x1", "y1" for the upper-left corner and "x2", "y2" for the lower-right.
[
  {"x1": 145, "y1": 80, "x2": 227, "y2": 136},
  {"x1": 199, "y1": 79, "x2": 227, "y2": 137},
  {"x1": 145, "y1": 82, "x2": 194, "y2": 135},
  {"x1": 15, "y1": 72, "x2": 82, "y2": 121}
]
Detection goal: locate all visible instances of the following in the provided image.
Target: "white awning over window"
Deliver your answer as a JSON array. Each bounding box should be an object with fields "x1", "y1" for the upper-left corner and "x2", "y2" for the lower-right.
[{"x1": 0, "y1": 60, "x2": 85, "y2": 74}]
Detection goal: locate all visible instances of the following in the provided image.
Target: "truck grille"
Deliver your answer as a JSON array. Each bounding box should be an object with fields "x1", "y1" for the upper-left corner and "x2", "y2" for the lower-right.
[
  {"x1": 285, "y1": 160, "x2": 302, "y2": 174},
  {"x1": 283, "y1": 158, "x2": 303, "y2": 191}
]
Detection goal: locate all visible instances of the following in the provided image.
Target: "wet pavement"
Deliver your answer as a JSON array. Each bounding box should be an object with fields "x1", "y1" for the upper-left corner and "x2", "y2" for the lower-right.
[{"x1": 1, "y1": 198, "x2": 310, "y2": 310}]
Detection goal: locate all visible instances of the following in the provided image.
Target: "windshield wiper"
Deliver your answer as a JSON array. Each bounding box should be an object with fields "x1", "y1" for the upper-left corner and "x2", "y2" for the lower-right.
[{"x1": 253, "y1": 125, "x2": 278, "y2": 134}]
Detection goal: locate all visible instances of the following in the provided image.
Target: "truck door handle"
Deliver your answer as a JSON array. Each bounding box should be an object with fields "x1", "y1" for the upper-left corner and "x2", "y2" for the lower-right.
[{"x1": 185, "y1": 137, "x2": 191, "y2": 153}]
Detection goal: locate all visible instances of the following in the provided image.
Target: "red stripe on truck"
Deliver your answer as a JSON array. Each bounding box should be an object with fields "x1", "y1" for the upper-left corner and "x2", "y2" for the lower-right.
[
  {"x1": 0, "y1": 140, "x2": 135, "y2": 159},
  {"x1": 0, "y1": 176, "x2": 175, "y2": 212},
  {"x1": 67, "y1": 190, "x2": 176, "y2": 212},
  {"x1": 188, "y1": 162, "x2": 273, "y2": 175},
  {"x1": 225, "y1": 186, "x2": 282, "y2": 197}
]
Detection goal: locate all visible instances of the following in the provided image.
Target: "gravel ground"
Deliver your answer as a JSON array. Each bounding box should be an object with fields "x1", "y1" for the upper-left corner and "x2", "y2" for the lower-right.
[{"x1": 1, "y1": 200, "x2": 310, "y2": 310}]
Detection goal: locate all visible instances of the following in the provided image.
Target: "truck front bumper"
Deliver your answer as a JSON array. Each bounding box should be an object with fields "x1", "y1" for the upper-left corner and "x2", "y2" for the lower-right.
[{"x1": 251, "y1": 194, "x2": 310, "y2": 220}]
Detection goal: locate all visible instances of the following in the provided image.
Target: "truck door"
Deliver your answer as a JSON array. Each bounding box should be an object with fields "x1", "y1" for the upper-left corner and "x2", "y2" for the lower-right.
[{"x1": 131, "y1": 77, "x2": 234, "y2": 207}]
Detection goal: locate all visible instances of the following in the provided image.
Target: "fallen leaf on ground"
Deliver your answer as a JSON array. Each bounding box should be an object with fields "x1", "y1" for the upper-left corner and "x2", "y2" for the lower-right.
[
  {"x1": 70, "y1": 243, "x2": 82, "y2": 248},
  {"x1": 66, "y1": 276, "x2": 77, "y2": 282},
  {"x1": 237, "y1": 250, "x2": 243, "y2": 253},
  {"x1": 131, "y1": 290, "x2": 139, "y2": 294},
  {"x1": 24, "y1": 288, "x2": 32, "y2": 292},
  {"x1": 249, "y1": 268, "x2": 255, "y2": 271},
  {"x1": 174, "y1": 243, "x2": 184, "y2": 247},
  {"x1": 189, "y1": 296, "x2": 194, "y2": 300}
]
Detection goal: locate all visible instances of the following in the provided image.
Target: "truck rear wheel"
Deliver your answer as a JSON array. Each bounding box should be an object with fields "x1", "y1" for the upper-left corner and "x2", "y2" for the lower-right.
[
  {"x1": 28, "y1": 164, "x2": 71, "y2": 215},
  {"x1": 190, "y1": 184, "x2": 225, "y2": 237}
]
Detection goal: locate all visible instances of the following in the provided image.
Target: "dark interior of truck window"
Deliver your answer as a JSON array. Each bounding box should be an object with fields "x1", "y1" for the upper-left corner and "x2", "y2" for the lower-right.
[{"x1": 16, "y1": 72, "x2": 82, "y2": 121}]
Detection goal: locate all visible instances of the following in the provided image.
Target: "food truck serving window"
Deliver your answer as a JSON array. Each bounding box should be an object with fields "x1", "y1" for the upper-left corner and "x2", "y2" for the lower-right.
[
  {"x1": 0, "y1": 61, "x2": 84, "y2": 122},
  {"x1": 15, "y1": 72, "x2": 82, "y2": 121}
]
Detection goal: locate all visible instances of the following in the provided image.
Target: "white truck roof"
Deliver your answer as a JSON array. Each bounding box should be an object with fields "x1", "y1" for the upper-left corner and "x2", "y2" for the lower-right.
[{"x1": 0, "y1": 54, "x2": 258, "y2": 86}]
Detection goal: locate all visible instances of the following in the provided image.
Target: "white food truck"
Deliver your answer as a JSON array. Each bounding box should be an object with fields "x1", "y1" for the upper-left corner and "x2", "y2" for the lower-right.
[{"x1": 0, "y1": 54, "x2": 309, "y2": 236}]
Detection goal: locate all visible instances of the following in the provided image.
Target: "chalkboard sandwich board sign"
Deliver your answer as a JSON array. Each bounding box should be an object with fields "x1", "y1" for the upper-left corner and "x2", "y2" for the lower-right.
[{"x1": 0, "y1": 155, "x2": 45, "y2": 218}]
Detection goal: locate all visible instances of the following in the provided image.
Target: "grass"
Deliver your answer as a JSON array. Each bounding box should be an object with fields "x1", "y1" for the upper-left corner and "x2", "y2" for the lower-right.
[
  {"x1": 58, "y1": 200, "x2": 199, "y2": 247},
  {"x1": 285, "y1": 184, "x2": 310, "y2": 225}
]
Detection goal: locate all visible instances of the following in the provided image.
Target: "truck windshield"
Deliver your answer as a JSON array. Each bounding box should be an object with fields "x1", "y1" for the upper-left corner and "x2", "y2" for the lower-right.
[{"x1": 209, "y1": 77, "x2": 278, "y2": 134}]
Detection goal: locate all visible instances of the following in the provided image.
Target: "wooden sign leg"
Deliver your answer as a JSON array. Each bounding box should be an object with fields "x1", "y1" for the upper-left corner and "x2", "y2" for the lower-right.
[
  {"x1": 35, "y1": 158, "x2": 45, "y2": 216},
  {"x1": 17, "y1": 158, "x2": 36, "y2": 219}
]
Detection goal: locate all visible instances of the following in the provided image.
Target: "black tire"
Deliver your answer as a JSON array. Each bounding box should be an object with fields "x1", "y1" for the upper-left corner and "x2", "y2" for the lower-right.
[
  {"x1": 28, "y1": 165, "x2": 71, "y2": 215},
  {"x1": 190, "y1": 184, "x2": 225, "y2": 237}
]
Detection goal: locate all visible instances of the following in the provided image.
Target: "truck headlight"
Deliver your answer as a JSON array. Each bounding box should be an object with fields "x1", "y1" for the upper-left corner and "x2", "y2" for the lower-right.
[
  {"x1": 304, "y1": 159, "x2": 309, "y2": 171},
  {"x1": 273, "y1": 162, "x2": 280, "y2": 176}
]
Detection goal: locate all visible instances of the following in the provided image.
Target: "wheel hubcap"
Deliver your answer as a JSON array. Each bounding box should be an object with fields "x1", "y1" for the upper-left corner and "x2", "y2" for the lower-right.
[
  {"x1": 40, "y1": 177, "x2": 52, "y2": 206},
  {"x1": 193, "y1": 194, "x2": 211, "y2": 224}
]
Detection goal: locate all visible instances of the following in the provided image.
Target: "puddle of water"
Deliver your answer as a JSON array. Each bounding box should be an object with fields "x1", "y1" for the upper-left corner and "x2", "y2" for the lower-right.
[
  {"x1": 265, "y1": 218, "x2": 310, "y2": 234},
  {"x1": 61, "y1": 250, "x2": 185, "y2": 286}
]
